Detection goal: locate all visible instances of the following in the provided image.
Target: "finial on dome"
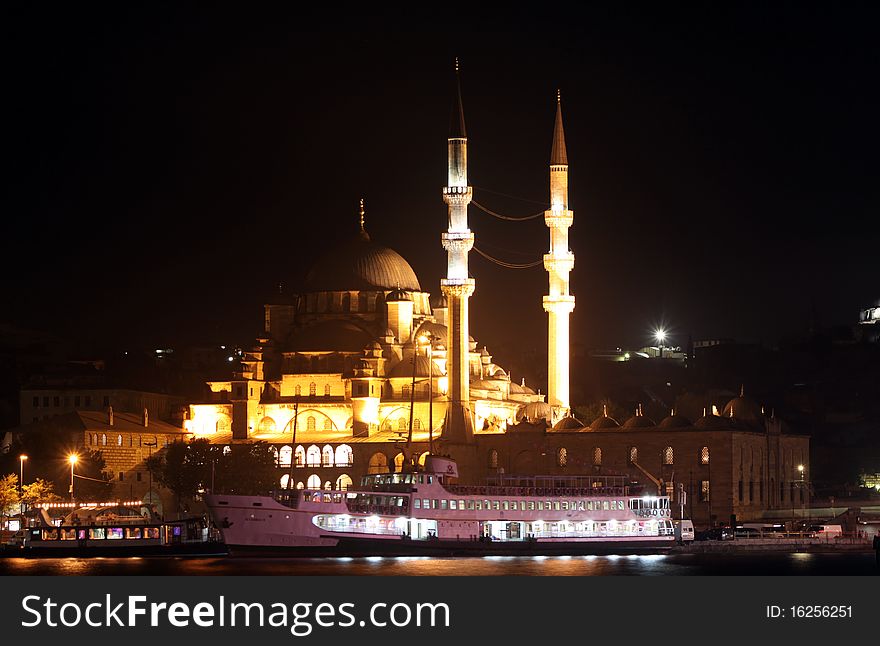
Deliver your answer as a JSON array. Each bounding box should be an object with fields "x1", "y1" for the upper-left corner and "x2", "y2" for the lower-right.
[
  {"x1": 521, "y1": 377, "x2": 526, "y2": 387},
  {"x1": 359, "y1": 198, "x2": 365, "y2": 230},
  {"x1": 454, "y1": 57, "x2": 459, "y2": 73},
  {"x1": 556, "y1": 88, "x2": 561, "y2": 104},
  {"x1": 671, "y1": 408, "x2": 675, "y2": 417},
  {"x1": 602, "y1": 403, "x2": 608, "y2": 417},
  {"x1": 740, "y1": 384, "x2": 745, "y2": 397}
]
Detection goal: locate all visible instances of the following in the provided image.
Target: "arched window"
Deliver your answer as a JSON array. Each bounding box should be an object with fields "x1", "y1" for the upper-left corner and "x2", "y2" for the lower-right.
[
  {"x1": 630, "y1": 446, "x2": 638, "y2": 463},
  {"x1": 322, "y1": 445, "x2": 334, "y2": 467},
  {"x1": 488, "y1": 449, "x2": 499, "y2": 469},
  {"x1": 335, "y1": 444, "x2": 353, "y2": 467},
  {"x1": 258, "y1": 417, "x2": 277, "y2": 433},
  {"x1": 368, "y1": 452, "x2": 388, "y2": 474},
  {"x1": 557, "y1": 447, "x2": 567, "y2": 467},
  {"x1": 309, "y1": 382, "x2": 317, "y2": 397},
  {"x1": 307, "y1": 474, "x2": 321, "y2": 489},
  {"x1": 117, "y1": 434, "x2": 122, "y2": 446},
  {"x1": 324, "y1": 481, "x2": 332, "y2": 491},
  {"x1": 398, "y1": 417, "x2": 408, "y2": 431},
  {"x1": 295, "y1": 384, "x2": 302, "y2": 397},
  {"x1": 402, "y1": 384, "x2": 411, "y2": 400},
  {"x1": 323, "y1": 418, "x2": 332, "y2": 431},
  {"x1": 294, "y1": 445, "x2": 305, "y2": 466},
  {"x1": 341, "y1": 293, "x2": 351, "y2": 312},
  {"x1": 280, "y1": 474, "x2": 290, "y2": 489},
  {"x1": 664, "y1": 446, "x2": 674, "y2": 465},
  {"x1": 307, "y1": 416, "x2": 316, "y2": 431},
  {"x1": 102, "y1": 434, "x2": 107, "y2": 445},
  {"x1": 223, "y1": 445, "x2": 231, "y2": 455},
  {"x1": 418, "y1": 452, "x2": 430, "y2": 467},
  {"x1": 306, "y1": 445, "x2": 321, "y2": 467},
  {"x1": 279, "y1": 445, "x2": 292, "y2": 467},
  {"x1": 217, "y1": 416, "x2": 231, "y2": 433},
  {"x1": 336, "y1": 474, "x2": 353, "y2": 491},
  {"x1": 382, "y1": 418, "x2": 392, "y2": 431},
  {"x1": 324, "y1": 384, "x2": 331, "y2": 397},
  {"x1": 269, "y1": 446, "x2": 279, "y2": 465},
  {"x1": 128, "y1": 435, "x2": 133, "y2": 447},
  {"x1": 296, "y1": 481, "x2": 305, "y2": 490},
  {"x1": 358, "y1": 292, "x2": 368, "y2": 312},
  {"x1": 413, "y1": 419, "x2": 421, "y2": 430},
  {"x1": 701, "y1": 446, "x2": 710, "y2": 465},
  {"x1": 592, "y1": 447, "x2": 602, "y2": 466},
  {"x1": 393, "y1": 452, "x2": 405, "y2": 473}
]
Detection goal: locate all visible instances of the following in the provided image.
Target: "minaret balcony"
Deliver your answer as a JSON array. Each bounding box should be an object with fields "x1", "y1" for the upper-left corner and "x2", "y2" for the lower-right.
[
  {"x1": 441, "y1": 279, "x2": 476, "y2": 297},
  {"x1": 542, "y1": 294, "x2": 576, "y2": 313},
  {"x1": 442, "y1": 231, "x2": 475, "y2": 252},
  {"x1": 543, "y1": 253, "x2": 574, "y2": 273},
  {"x1": 443, "y1": 186, "x2": 473, "y2": 205},
  {"x1": 544, "y1": 210, "x2": 573, "y2": 228}
]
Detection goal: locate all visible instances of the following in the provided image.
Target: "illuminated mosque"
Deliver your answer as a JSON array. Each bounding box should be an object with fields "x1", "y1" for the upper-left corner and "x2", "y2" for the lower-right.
[{"x1": 178, "y1": 65, "x2": 810, "y2": 527}]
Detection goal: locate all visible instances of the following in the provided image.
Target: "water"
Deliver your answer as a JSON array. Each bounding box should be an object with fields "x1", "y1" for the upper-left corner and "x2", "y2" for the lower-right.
[{"x1": 1, "y1": 553, "x2": 876, "y2": 575}]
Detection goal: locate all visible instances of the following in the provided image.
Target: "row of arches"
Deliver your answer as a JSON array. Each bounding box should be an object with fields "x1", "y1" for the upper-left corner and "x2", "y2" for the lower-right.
[
  {"x1": 486, "y1": 445, "x2": 712, "y2": 469},
  {"x1": 258, "y1": 411, "x2": 341, "y2": 434},
  {"x1": 366, "y1": 451, "x2": 431, "y2": 474},
  {"x1": 273, "y1": 444, "x2": 353, "y2": 468},
  {"x1": 89, "y1": 433, "x2": 166, "y2": 449}
]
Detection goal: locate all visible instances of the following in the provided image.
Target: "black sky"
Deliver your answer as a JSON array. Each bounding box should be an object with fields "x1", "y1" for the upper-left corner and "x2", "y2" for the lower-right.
[{"x1": 4, "y1": 6, "x2": 878, "y2": 357}]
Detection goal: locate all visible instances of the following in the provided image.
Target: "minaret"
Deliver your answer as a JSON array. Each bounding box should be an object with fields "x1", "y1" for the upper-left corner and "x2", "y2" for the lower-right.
[
  {"x1": 440, "y1": 59, "x2": 476, "y2": 443},
  {"x1": 543, "y1": 90, "x2": 575, "y2": 421}
]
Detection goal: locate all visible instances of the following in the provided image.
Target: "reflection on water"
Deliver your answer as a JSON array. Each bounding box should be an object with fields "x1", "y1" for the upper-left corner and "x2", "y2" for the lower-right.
[{"x1": 0, "y1": 553, "x2": 876, "y2": 576}]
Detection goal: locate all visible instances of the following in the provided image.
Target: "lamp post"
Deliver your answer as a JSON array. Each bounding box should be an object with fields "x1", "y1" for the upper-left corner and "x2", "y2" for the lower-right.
[
  {"x1": 654, "y1": 329, "x2": 666, "y2": 359},
  {"x1": 68, "y1": 454, "x2": 78, "y2": 504},
  {"x1": 798, "y1": 464, "x2": 806, "y2": 525},
  {"x1": 144, "y1": 439, "x2": 157, "y2": 506},
  {"x1": 418, "y1": 333, "x2": 434, "y2": 456},
  {"x1": 19, "y1": 455, "x2": 27, "y2": 494}
]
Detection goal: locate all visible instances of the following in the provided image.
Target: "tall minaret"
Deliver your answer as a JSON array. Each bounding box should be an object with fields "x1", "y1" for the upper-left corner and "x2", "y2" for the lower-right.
[
  {"x1": 440, "y1": 59, "x2": 476, "y2": 443},
  {"x1": 543, "y1": 90, "x2": 575, "y2": 421}
]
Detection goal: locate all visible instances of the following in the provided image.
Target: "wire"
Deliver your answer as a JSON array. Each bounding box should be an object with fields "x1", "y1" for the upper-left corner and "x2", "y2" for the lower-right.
[
  {"x1": 473, "y1": 246, "x2": 544, "y2": 269},
  {"x1": 472, "y1": 200, "x2": 546, "y2": 222},
  {"x1": 473, "y1": 185, "x2": 550, "y2": 207}
]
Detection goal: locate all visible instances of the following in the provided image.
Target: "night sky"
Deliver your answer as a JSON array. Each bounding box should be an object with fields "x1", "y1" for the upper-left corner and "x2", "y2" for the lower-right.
[{"x1": 5, "y1": 6, "x2": 878, "y2": 357}]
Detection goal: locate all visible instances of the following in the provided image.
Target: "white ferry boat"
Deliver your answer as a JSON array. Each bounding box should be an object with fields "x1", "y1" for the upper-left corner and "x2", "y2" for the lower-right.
[{"x1": 206, "y1": 457, "x2": 676, "y2": 556}]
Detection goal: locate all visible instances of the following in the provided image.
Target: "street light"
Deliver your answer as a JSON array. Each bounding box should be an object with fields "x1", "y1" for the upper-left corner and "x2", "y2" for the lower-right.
[
  {"x1": 68, "y1": 454, "x2": 78, "y2": 504},
  {"x1": 19, "y1": 455, "x2": 27, "y2": 494},
  {"x1": 654, "y1": 329, "x2": 667, "y2": 358},
  {"x1": 798, "y1": 464, "x2": 806, "y2": 524}
]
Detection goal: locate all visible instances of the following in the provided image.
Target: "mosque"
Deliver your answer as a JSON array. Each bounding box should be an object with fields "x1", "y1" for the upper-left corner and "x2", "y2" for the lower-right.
[{"x1": 178, "y1": 65, "x2": 810, "y2": 527}]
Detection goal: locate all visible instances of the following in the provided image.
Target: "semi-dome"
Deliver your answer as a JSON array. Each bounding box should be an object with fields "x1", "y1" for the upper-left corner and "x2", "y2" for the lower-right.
[
  {"x1": 304, "y1": 229, "x2": 421, "y2": 292},
  {"x1": 385, "y1": 287, "x2": 412, "y2": 302},
  {"x1": 287, "y1": 319, "x2": 374, "y2": 352},
  {"x1": 694, "y1": 414, "x2": 731, "y2": 430},
  {"x1": 430, "y1": 293, "x2": 448, "y2": 308},
  {"x1": 518, "y1": 401, "x2": 553, "y2": 423}
]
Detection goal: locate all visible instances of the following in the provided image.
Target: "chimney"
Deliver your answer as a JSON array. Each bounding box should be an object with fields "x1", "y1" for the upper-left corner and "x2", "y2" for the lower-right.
[
  {"x1": 108, "y1": 406, "x2": 114, "y2": 426},
  {"x1": 143, "y1": 407, "x2": 149, "y2": 428}
]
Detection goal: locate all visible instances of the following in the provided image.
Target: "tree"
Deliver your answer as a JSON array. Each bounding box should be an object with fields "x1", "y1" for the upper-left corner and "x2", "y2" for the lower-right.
[
  {"x1": 21, "y1": 479, "x2": 60, "y2": 508},
  {"x1": 214, "y1": 442, "x2": 278, "y2": 495},
  {"x1": 0, "y1": 474, "x2": 20, "y2": 528},
  {"x1": 146, "y1": 438, "x2": 218, "y2": 514}
]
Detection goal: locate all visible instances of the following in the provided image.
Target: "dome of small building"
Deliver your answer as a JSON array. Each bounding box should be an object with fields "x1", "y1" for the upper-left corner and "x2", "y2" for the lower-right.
[
  {"x1": 430, "y1": 293, "x2": 448, "y2": 309},
  {"x1": 694, "y1": 413, "x2": 732, "y2": 430},
  {"x1": 590, "y1": 415, "x2": 621, "y2": 430},
  {"x1": 659, "y1": 413, "x2": 692, "y2": 428},
  {"x1": 553, "y1": 416, "x2": 587, "y2": 431},
  {"x1": 622, "y1": 414, "x2": 656, "y2": 429},
  {"x1": 386, "y1": 355, "x2": 443, "y2": 378},
  {"x1": 304, "y1": 228, "x2": 421, "y2": 292},
  {"x1": 509, "y1": 381, "x2": 525, "y2": 394},
  {"x1": 385, "y1": 286, "x2": 411, "y2": 302},
  {"x1": 722, "y1": 391, "x2": 764, "y2": 424},
  {"x1": 519, "y1": 401, "x2": 553, "y2": 423},
  {"x1": 414, "y1": 321, "x2": 447, "y2": 345},
  {"x1": 471, "y1": 379, "x2": 501, "y2": 391}
]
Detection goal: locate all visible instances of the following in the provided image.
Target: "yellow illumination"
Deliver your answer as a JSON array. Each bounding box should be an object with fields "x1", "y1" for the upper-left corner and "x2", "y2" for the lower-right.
[{"x1": 68, "y1": 454, "x2": 78, "y2": 465}]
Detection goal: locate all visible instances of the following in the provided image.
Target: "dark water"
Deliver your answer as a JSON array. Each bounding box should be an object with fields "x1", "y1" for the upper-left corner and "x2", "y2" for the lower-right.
[{"x1": 1, "y1": 553, "x2": 877, "y2": 576}]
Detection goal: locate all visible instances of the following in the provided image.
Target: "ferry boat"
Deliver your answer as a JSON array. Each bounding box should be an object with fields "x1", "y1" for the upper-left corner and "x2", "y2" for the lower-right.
[
  {"x1": 206, "y1": 456, "x2": 676, "y2": 556},
  {"x1": 2, "y1": 502, "x2": 227, "y2": 557}
]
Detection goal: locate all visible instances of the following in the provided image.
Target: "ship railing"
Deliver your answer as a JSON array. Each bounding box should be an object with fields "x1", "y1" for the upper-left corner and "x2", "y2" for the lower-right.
[
  {"x1": 633, "y1": 509, "x2": 671, "y2": 518},
  {"x1": 445, "y1": 485, "x2": 628, "y2": 498},
  {"x1": 317, "y1": 524, "x2": 404, "y2": 536},
  {"x1": 344, "y1": 504, "x2": 408, "y2": 516}
]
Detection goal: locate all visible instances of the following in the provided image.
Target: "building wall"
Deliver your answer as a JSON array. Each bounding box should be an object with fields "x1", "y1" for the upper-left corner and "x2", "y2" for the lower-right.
[{"x1": 21, "y1": 389, "x2": 184, "y2": 425}]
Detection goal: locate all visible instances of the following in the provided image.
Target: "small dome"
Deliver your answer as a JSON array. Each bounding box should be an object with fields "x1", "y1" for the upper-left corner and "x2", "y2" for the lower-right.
[
  {"x1": 553, "y1": 416, "x2": 586, "y2": 431},
  {"x1": 622, "y1": 415, "x2": 656, "y2": 429},
  {"x1": 386, "y1": 287, "x2": 411, "y2": 302},
  {"x1": 386, "y1": 355, "x2": 443, "y2": 378},
  {"x1": 519, "y1": 401, "x2": 553, "y2": 423},
  {"x1": 490, "y1": 368, "x2": 507, "y2": 378},
  {"x1": 471, "y1": 379, "x2": 500, "y2": 391},
  {"x1": 590, "y1": 415, "x2": 621, "y2": 430},
  {"x1": 430, "y1": 293, "x2": 448, "y2": 308},
  {"x1": 694, "y1": 414, "x2": 731, "y2": 430},
  {"x1": 414, "y1": 321, "x2": 447, "y2": 345},
  {"x1": 722, "y1": 393, "x2": 764, "y2": 423},
  {"x1": 509, "y1": 382, "x2": 525, "y2": 394},
  {"x1": 659, "y1": 414, "x2": 692, "y2": 428}
]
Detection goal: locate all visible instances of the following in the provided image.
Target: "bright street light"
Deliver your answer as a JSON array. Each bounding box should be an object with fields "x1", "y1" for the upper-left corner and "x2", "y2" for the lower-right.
[{"x1": 68, "y1": 454, "x2": 78, "y2": 503}]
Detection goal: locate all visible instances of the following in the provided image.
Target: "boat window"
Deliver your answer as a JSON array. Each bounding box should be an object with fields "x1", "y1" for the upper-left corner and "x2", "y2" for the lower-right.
[
  {"x1": 414, "y1": 499, "x2": 421, "y2": 509},
  {"x1": 145, "y1": 527, "x2": 160, "y2": 539},
  {"x1": 61, "y1": 529, "x2": 77, "y2": 541},
  {"x1": 579, "y1": 501, "x2": 585, "y2": 510},
  {"x1": 528, "y1": 501, "x2": 535, "y2": 511},
  {"x1": 554, "y1": 502, "x2": 560, "y2": 511},
  {"x1": 125, "y1": 528, "x2": 142, "y2": 539},
  {"x1": 492, "y1": 501, "x2": 500, "y2": 510},
  {"x1": 42, "y1": 529, "x2": 59, "y2": 541},
  {"x1": 502, "y1": 501, "x2": 509, "y2": 511},
  {"x1": 562, "y1": 501, "x2": 569, "y2": 510},
  {"x1": 475, "y1": 501, "x2": 482, "y2": 510},
  {"x1": 427, "y1": 476, "x2": 433, "y2": 484},
  {"x1": 467, "y1": 500, "x2": 474, "y2": 510},
  {"x1": 537, "y1": 501, "x2": 543, "y2": 511},
  {"x1": 450, "y1": 500, "x2": 457, "y2": 510},
  {"x1": 431, "y1": 500, "x2": 438, "y2": 509},
  {"x1": 89, "y1": 528, "x2": 106, "y2": 540}
]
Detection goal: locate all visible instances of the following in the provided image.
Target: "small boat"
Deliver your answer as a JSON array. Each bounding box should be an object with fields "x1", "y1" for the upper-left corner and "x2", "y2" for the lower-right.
[
  {"x1": 2, "y1": 502, "x2": 227, "y2": 558},
  {"x1": 207, "y1": 456, "x2": 678, "y2": 556}
]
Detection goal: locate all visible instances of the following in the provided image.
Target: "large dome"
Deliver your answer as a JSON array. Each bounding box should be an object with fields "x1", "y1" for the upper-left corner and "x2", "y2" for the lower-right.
[{"x1": 304, "y1": 229, "x2": 421, "y2": 292}]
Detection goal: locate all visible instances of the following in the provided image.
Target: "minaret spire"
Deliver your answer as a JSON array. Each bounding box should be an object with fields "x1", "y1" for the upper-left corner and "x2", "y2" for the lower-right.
[
  {"x1": 440, "y1": 58, "x2": 476, "y2": 444},
  {"x1": 357, "y1": 198, "x2": 369, "y2": 240},
  {"x1": 543, "y1": 90, "x2": 575, "y2": 422}
]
